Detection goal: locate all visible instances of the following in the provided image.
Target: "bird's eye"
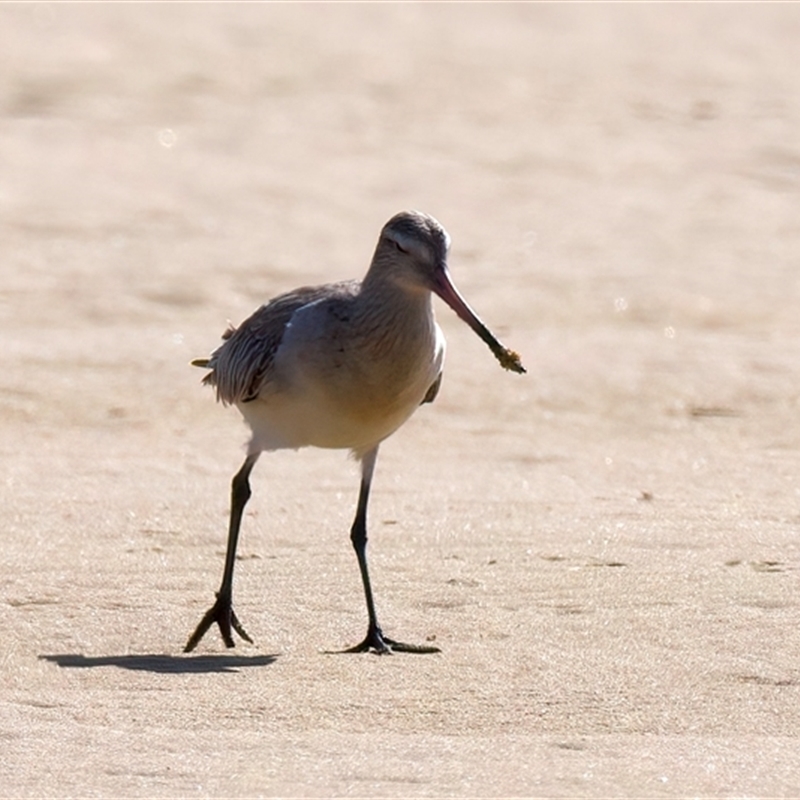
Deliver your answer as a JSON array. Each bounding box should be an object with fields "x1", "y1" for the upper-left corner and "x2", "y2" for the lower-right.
[{"x1": 392, "y1": 240, "x2": 409, "y2": 254}]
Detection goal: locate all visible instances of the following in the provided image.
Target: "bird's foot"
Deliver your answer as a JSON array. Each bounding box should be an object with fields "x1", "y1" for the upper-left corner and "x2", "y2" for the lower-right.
[
  {"x1": 335, "y1": 624, "x2": 440, "y2": 655},
  {"x1": 184, "y1": 592, "x2": 254, "y2": 653}
]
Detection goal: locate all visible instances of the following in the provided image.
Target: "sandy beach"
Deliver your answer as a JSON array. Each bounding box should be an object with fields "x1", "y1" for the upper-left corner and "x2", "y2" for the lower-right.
[{"x1": 2, "y1": 4, "x2": 800, "y2": 797}]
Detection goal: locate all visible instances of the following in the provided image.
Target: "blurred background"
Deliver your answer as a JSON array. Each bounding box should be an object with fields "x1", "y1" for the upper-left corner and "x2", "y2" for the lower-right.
[
  {"x1": 3, "y1": 3, "x2": 799, "y2": 419},
  {"x1": 3, "y1": 3, "x2": 799, "y2": 524}
]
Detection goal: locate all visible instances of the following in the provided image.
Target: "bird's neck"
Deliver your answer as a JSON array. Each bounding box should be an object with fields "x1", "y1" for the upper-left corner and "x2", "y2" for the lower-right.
[{"x1": 358, "y1": 270, "x2": 434, "y2": 328}]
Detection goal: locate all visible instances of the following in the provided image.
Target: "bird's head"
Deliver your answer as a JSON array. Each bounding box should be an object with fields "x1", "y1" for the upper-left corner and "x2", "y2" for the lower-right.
[
  {"x1": 370, "y1": 210, "x2": 451, "y2": 295},
  {"x1": 368, "y1": 210, "x2": 526, "y2": 374}
]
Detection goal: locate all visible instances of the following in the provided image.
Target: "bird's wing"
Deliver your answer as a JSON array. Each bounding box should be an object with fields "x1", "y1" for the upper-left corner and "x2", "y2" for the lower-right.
[
  {"x1": 195, "y1": 281, "x2": 357, "y2": 405},
  {"x1": 421, "y1": 371, "x2": 443, "y2": 405}
]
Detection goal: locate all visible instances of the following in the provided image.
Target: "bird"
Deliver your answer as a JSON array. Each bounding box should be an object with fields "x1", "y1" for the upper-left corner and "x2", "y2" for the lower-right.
[{"x1": 183, "y1": 210, "x2": 525, "y2": 655}]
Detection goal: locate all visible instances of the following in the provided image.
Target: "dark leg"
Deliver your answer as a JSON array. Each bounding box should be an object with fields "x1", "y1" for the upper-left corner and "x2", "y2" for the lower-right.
[
  {"x1": 341, "y1": 446, "x2": 440, "y2": 655},
  {"x1": 184, "y1": 452, "x2": 260, "y2": 652}
]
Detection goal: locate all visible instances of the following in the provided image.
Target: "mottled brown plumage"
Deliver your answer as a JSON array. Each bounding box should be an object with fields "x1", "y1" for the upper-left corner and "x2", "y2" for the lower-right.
[{"x1": 196, "y1": 282, "x2": 358, "y2": 405}]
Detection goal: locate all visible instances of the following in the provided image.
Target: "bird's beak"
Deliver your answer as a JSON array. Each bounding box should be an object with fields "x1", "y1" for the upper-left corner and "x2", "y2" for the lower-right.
[{"x1": 431, "y1": 263, "x2": 526, "y2": 374}]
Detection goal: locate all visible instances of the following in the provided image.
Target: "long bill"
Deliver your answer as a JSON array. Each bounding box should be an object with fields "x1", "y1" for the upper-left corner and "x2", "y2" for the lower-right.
[{"x1": 431, "y1": 263, "x2": 526, "y2": 374}]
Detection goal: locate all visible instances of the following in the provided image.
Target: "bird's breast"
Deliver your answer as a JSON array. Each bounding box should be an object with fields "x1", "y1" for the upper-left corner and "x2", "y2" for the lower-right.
[{"x1": 254, "y1": 295, "x2": 444, "y2": 450}]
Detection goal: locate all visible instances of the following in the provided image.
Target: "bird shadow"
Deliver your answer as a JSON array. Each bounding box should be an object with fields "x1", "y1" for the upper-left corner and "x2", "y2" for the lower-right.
[{"x1": 39, "y1": 652, "x2": 278, "y2": 674}]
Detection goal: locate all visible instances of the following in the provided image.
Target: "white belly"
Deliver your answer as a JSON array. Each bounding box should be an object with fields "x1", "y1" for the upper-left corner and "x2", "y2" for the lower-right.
[{"x1": 240, "y1": 320, "x2": 445, "y2": 457}]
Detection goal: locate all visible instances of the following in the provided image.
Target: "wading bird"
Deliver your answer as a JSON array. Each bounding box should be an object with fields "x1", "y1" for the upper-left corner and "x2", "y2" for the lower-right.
[{"x1": 184, "y1": 211, "x2": 525, "y2": 655}]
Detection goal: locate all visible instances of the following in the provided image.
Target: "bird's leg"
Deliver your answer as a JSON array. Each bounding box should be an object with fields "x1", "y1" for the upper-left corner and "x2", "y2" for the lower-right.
[
  {"x1": 341, "y1": 446, "x2": 440, "y2": 655},
  {"x1": 184, "y1": 452, "x2": 260, "y2": 652}
]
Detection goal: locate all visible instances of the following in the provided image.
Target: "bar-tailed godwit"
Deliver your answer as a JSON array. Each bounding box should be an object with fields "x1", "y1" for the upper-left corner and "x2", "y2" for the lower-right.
[{"x1": 184, "y1": 210, "x2": 524, "y2": 655}]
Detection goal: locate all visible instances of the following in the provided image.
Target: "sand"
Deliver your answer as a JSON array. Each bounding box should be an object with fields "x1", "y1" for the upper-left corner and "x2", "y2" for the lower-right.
[{"x1": 2, "y1": 3, "x2": 800, "y2": 797}]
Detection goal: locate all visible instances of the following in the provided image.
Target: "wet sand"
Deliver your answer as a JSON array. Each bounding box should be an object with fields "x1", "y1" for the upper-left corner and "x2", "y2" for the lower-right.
[{"x1": 2, "y1": 4, "x2": 800, "y2": 797}]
